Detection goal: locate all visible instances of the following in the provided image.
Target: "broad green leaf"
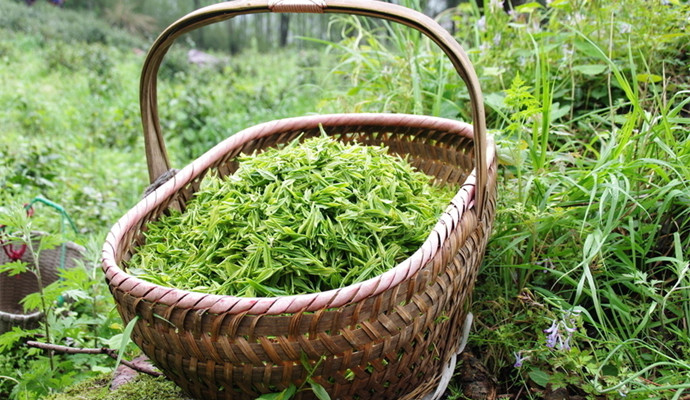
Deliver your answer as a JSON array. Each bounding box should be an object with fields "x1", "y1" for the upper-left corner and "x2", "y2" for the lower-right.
[
  {"x1": 485, "y1": 92, "x2": 506, "y2": 111},
  {"x1": 309, "y1": 382, "x2": 331, "y2": 400},
  {"x1": 255, "y1": 384, "x2": 296, "y2": 400},
  {"x1": 601, "y1": 364, "x2": 619, "y2": 376},
  {"x1": 549, "y1": 103, "x2": 571, "y2": 122},
  {"x1": 548, "y1": 0, "x2": 571, "y2": 8},
  {"x1": 636, "y1": 73, "x2": 662, "y2": 83},
  {"x1": 572, "y1": 64, "x2": 607, "y2": 76},
  {"x1": 573, "y1": 40, "x2": 602, "y2": 59},
  {"x1": 515, "y1": 1, "x2": 543, "y2": 12},
  {"x1": 528, "y1": 369, "x2": 550, "y2": 388}
]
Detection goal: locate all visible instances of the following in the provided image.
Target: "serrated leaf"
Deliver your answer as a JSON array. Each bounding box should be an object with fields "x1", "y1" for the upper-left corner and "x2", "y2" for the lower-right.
[
  {"x1": 37, "y1": 234, "x2": 62, "y2": 252},
  {"x1": 60, "y1": 289, "x2": 90, "y2": 301},
  {"x1": 0, "y1": 326, "x2": 39, "y2": 351},
  {"x1": 20, "y1": 292, "x2": 42, "y2": 312},
  {"x1": 0, "y1": 260, "x2": 28, "y2": 276}
]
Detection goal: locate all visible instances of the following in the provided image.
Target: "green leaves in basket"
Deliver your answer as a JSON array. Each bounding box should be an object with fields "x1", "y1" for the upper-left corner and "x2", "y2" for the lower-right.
[{"x1": 129, "y1": 135, "x2": 456, "y2": 297}]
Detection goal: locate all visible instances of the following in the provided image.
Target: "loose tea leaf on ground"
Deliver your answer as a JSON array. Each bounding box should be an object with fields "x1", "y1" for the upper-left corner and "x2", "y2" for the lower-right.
[{"x1": 128, "y1": 135, "x2": 456, "y2": 297}]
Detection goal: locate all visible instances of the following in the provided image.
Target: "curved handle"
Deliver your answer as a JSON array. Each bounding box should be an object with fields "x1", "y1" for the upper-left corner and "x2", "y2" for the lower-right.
[{"x1": 140, "y1": 0, "x2": 488, "y2": 214}]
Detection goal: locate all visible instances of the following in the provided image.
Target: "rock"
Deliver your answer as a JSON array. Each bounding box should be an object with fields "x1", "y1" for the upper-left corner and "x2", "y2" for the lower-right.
[
  {"x1": 111, "y1": 355, "x2": 157, "y2": 390},
  {"x1": 543, "y1": 386, "x2": 570, "y2": 400},
  {"x1": 455, "y1": 351, "x2": 498, "y2": 400}
]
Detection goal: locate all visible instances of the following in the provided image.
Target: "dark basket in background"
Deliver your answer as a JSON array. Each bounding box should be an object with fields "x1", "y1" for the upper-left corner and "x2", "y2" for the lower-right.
[
  {"x1": 102, "y1": 1, "x2": 498, "y2": 399},
  {"x1": 0, "y1": 234, "x2": 84, "y2": 334}
]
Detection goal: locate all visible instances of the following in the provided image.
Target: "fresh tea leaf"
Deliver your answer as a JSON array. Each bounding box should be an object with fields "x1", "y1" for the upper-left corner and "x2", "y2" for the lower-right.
[{"x1": 129, "y1": 135, "x2": 455, "y2": 297}]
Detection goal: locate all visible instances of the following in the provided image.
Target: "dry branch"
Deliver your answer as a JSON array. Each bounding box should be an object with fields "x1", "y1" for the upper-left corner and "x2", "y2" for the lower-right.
[{"x1": 25, "y1": 340, "x2": 162, "y2": 377}]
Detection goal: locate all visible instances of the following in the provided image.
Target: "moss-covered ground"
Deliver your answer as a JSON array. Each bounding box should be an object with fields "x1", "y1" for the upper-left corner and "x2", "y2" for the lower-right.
[{"x1": 43, "y1": 375, "x2": 189, "y2": 400}]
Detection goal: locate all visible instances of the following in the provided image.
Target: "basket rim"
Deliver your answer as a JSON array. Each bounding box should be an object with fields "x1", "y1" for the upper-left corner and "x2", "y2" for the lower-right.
[
  {"x1": 0, "y1": 309, "x2": 42, "y2": 320},
  {"x1": 102, "y1": 113, "x2": 496, "y2": 315}
]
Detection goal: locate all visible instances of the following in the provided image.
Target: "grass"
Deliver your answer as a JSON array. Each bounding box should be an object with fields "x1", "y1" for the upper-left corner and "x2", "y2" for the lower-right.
[
  {"x1": 1, "y1": 0, "x2": 689, "y2": 399},
  {"x1": 442, "y1": 1, "x2": 689, "y2": 398}
]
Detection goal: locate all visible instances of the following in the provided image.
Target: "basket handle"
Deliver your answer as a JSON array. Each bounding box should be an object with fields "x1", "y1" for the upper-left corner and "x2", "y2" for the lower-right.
[{"x1": 140, "y1": 0, "x2": 488, "y2": 214}]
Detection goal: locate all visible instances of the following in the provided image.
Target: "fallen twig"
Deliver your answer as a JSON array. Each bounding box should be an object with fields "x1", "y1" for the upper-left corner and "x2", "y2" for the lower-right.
[{"x1": 25, "y1": 340, "x2": 162, "y2": 377}]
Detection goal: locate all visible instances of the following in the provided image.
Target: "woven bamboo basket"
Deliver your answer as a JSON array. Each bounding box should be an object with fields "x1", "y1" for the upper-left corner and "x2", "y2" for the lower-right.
[
  {"x1": 0, "y1": 234, "x2": 84, "y2": 334},
  {"x1": 101, "y1": 1, "x2": 497, "y2": 399}
]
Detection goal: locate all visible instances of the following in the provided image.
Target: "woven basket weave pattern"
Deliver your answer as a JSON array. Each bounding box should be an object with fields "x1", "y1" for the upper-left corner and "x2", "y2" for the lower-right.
[
  {"x1": 102, "y1": 1, "x2": 498, "y2": 399},
  {"x1": 105, "y1": 118, "x2": 497, "y2": 399}
]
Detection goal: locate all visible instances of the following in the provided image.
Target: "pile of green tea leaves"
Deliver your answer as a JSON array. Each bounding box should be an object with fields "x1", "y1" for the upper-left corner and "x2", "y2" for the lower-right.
[{"x1": 128, "y1": 135, "x2": 456, "y2": 297}]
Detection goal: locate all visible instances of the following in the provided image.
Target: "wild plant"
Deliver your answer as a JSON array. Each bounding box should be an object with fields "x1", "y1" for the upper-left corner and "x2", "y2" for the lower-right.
[
  {"x1": 456, "y1": 2, "x2": 690, "y2": 398},
  {"x1": 0, "y1": 202, "x2": 123, "y2": 400}
]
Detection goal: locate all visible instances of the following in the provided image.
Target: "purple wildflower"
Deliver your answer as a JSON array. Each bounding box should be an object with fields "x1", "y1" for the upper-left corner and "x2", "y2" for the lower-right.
[
  {"x1": 513, "y1": 351, "x2": 529, "y2": 368},
  {"x1": 544, "y1": 312, "x2": 579, "y2": 351},
  {"x1": 544, "y1": 320, "x2": 558, "y2": 348}
]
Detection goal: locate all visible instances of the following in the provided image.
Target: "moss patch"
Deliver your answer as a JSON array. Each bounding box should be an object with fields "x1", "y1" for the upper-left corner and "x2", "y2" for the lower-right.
[{"x1": 43, "y1": 374, "x2": 189, "y2": 400}]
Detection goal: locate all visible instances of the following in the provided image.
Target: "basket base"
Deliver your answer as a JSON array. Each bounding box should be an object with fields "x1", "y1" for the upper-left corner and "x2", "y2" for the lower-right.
[{"x1": 421, "y1": 313, "x2": 473, "y2": 400}]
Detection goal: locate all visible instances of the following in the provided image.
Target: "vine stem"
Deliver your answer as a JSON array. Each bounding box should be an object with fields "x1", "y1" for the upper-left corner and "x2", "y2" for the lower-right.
[{"x1": 25, "y1": 341, "x2": 162, "y2": 377}]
